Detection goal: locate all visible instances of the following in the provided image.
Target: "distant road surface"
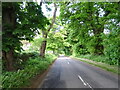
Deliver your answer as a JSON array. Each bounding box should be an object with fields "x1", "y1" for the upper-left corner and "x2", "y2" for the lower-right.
[{"x1": 39, "y1": 56, "x2": 119, "y2": 89}]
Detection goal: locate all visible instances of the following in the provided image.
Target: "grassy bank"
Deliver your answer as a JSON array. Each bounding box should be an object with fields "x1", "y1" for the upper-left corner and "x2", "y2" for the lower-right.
[
  {"x1": 71, "y1": 55, "x2": 119, "y2": 75},
  {"x1": 75, "y1": 54, "x2": 118, "y2": 65},
  {"x1": 2, "y1": 53, "x2": 57, "y2": 88}
]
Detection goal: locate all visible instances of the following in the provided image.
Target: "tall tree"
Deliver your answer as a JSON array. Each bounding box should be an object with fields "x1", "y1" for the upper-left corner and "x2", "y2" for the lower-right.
[
  {"x1": 60, "y1": 2, "x2": 119, "y2": 56},
  {"x1": 40, "y1": 3, "x2": 57, "y2": 57},
  {"x1": 2, "y1": 3, "x2": 16, "y2": 71},
  {"x1": 2, "y1": 2, "x2": 48, "y2": 71}
]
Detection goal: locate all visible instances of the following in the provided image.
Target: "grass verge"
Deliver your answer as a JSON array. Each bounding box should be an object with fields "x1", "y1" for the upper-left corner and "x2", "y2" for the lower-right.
[{"x1": 71, "y1": 56, "x2": 119, "y2": 75}]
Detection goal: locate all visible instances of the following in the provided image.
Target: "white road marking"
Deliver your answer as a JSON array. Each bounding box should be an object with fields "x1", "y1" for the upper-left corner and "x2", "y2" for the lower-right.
[
  {"x1": 78, "y1": 75, "x2": 93, "y2": 90},
  {"x1": 87, "y1": 83, "x2": 92, "y2": 88},
  {"x1": 68, "y1": 62, "x2": 70, "y2": 64},
  {"x1": 78, "y1": 75, "x2": 87, "y2": 86},
  {"x1": 87, "y1": 83, "x2": 94, "y2": 90}
]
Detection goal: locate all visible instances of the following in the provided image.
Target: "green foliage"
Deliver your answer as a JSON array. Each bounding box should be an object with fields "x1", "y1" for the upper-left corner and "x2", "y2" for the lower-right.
[
  {"x1": 2, "y1": 51, "x2": 40, "y2": 71},
  {"x1": 2, "y1": 2, "x2": 49, "y2": 53},
  {"x1": 2, "y1": 53, "x2": 57, "y2": 88},
  {"x1": 76, "y1": 54, "x2": 118, "y2": 65},
  {"x1": 47, "y1": 31, "x2": 65, "y2": 54},
  {"x1": 102, "y1": 30, "x2": 120, "y2": 65},
  {"x1": 77, "y1": 54, "x2": 107, "y2": 64},
  {"x1": 72, "y1": 42, "x2": 89, "y2": 56},
  {"x1": 2, "y1": 2, "x2": 119, "y2": 88},
  {"x1": 29, "y1": 37, "x2": 43, "y2": 52},
  {"x1": 2, "y1": 2, "x2": 50, "y2": 71},
  {"x1": 14, "y1": 51, "x2": 40, "y2": 70},
  {"x1": 60, "y1": 2, "x2": 119, "y2": 65}
]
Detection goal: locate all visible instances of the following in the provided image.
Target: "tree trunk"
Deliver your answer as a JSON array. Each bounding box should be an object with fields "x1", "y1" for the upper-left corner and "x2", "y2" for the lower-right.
[
  {"x1": 93, "y1": 36, "x2": 104, "y2": 55},
  {"x1": 39, "y1": 3, "x2": 57, "y2": 57},
  {"x1": 6, "y1": 49, "x2": 15, "y2": 71},
  {"x1": 2, "y1": 2, "x2": 16, "y2": 71},
  {"x1": 53, "y1": 50, "x2": 55, "y2": 54},
  {"x1": 93, "y1": 28, "x2": 104, "y2": 55},
  {"x1": 40, "y1": 41, "x2": 47, "y2": 57},
  {"x1": 93, "y1": 9, "x2": 104, "y2": 55},
  {"x1": 40, "y1": 32, "x2": 47, "y2": 57},
  {"x1": 40, "y1": 30, "x2": 47, "y2": 57},
  {"x1": 88, "y1": 4, "x2": 104, "y2": 55},
  {"x1": 2, "y1": 49, "x2": 15, "y2": 71}
]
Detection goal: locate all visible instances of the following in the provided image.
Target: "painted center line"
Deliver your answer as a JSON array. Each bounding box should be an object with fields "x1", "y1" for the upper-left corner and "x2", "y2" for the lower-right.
[{"x1": 78, "y1": 75, "x2": 87, "y2": 86}]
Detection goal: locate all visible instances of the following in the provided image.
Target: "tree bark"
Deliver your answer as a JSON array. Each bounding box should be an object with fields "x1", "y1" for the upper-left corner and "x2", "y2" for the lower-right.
[
  {"x1": 40, "y1": 31, "x2": 47, "y2": 57},
  {"x1": 93, "y1": 33, "x2": 104, "y2": 55},
  {"x1": 3, "y1": 49, "x2": 15, "y2": 71},
  {"x1": 40, "y1": 3, "x2": 57, "y2": 57},
  {"x1": 92, "y1": 25, "x2": 104, "y2": 55},
  {"x1": 40, "y1": 41, "x2": 47, "y2": 57},
  {"x1": 2, "y1": 3, "x2": 16, "y2": 71},
  {"x1": 93, "y1": 9, "x2": 104, "y2": 55}
]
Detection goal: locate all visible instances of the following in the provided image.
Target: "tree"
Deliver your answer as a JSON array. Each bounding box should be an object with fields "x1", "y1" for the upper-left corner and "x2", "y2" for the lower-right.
[
  {"x1": 39, "y1": 3, "x2": 57, "y2": 57},
  {"x1": 59, "y1": 2, "x2": 119, "y2": 65},
  {"x1": 60, "y1": 2, "x2": 119, "y2": 56},
  {"x1": 101, "y1": 2, "x2": 120, "y2": 65},
  {"x1": 47, "y1": 25, "x2": 66, "y2": 54},
  {"x1": 2, "y1": 2, "x2": 48, "y2": 71},
  {"x1": 2, "y1": 3, "x2": 18, "y2": 71}
]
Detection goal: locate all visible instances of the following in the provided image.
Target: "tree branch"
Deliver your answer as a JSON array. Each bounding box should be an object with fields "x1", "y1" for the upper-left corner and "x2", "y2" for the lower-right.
[
  {"x1": 47, "y1": 3, "x2": 57, "y2": 32},
  {"x1": 40, "y1": 0, "x2": 42, "y2": 6}
]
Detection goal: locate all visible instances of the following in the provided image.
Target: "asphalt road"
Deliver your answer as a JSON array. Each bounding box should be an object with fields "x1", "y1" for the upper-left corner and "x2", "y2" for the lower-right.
[{"x1": 39, "y1": 56, "x2": 119, "y2": 89}]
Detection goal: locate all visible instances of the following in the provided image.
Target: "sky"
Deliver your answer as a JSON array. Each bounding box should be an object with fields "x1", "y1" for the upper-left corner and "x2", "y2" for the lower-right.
[
  {"x1": 42, "y1": 3, "x2": 60, "y2": 18},
  {"x1": 33, "y1": 0, "x2": 60, "y2": 18}
]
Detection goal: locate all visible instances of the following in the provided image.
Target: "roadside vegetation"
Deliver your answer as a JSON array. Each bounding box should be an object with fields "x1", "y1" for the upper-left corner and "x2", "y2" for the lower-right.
[
  {"x1": 59, "y1": 2, "x2": 119, "y2": 74},
  {"x1": 71, "y1": 55, "x2": 119, "y2": 75},
  {"x1": 1, "y1": 1, "x2": 119, "y2": 89},
  {"x1": 2, "y1": 2, "x2": 58, "y2": 88},
  {"x1": 2, "y1": 52, "x2": 57, "y2": 88},
  {"x1": 74, "y1": 54, "x2": 118, "y2": 65}
]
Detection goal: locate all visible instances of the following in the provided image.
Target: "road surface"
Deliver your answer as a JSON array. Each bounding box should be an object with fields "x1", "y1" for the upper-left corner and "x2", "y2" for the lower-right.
[{"x1": 39, "y1": 56, "x2": 119, "y2": 89}]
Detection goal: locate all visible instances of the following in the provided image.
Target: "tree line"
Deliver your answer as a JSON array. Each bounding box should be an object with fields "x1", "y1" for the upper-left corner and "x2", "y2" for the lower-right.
[
  {"x1": 59, "y1": 2, "x2": 120, "y2": 65},
  {"x1": 2, "y1": 2, "x2": 120, "y2": 71},
  {"x1": 2, "y1": 2, "x2": 57, "y2": 71}
]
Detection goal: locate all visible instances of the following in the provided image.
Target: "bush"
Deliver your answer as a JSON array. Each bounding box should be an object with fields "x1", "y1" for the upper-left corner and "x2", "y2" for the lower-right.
[
  {"x1": 2, "y1": 54, "x2": 57, "y2": 88},
  {"x1": 14, "y1": 51, "x2": 39, "y2": 70},
  {"x1": 102, "y1": 31, "x2": 119, "y2": 65}
]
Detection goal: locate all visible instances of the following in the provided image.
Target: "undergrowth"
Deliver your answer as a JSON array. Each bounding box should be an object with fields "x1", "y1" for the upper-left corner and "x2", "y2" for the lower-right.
[{"x1": 2, "y1": 53, "x2": 57, "y2": 88}]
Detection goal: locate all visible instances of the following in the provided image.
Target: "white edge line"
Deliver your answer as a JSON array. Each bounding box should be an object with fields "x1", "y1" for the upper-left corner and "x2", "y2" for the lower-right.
[{"x1": 78, "y1": 75, "x2": 87, "y2": 86}]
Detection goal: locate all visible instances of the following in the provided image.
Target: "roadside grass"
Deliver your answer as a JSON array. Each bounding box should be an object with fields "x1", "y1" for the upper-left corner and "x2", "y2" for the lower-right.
[
  {"x1": 71, "y1": 55, "x2": 119, "y2": 75},
  {"x1": 2, "y1": 53, "x2": 57, "y2": 89}
]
